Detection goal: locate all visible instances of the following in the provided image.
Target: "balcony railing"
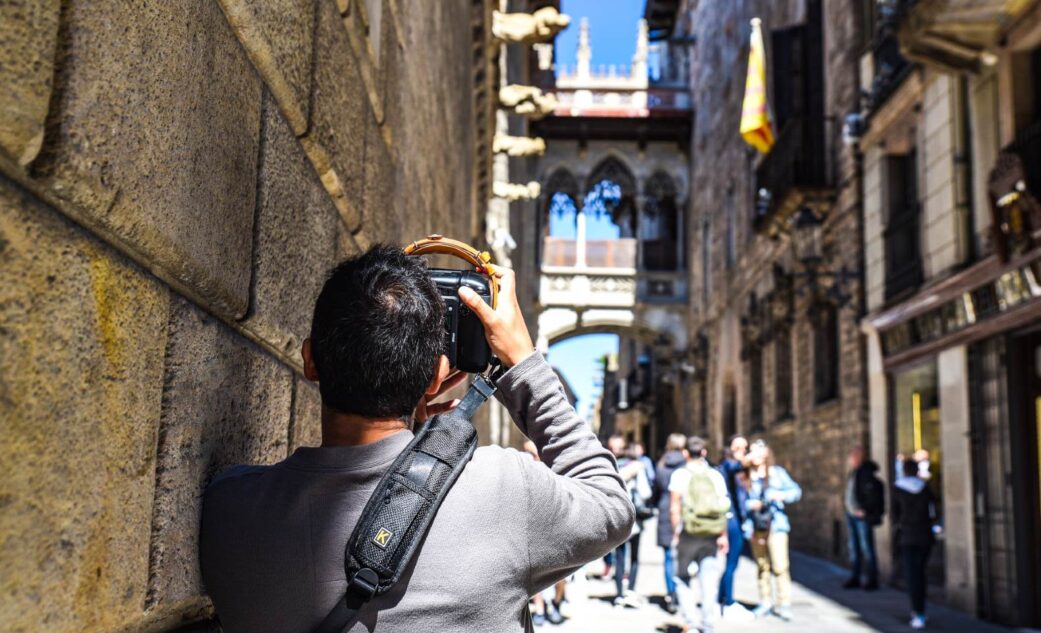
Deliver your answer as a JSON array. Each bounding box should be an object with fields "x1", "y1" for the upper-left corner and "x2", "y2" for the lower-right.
[
  {"x1": 754, "y1": 116, "x2": 831, "y2": 224},
  {"x1": 863, "y1": 33, "x2": 913, "y2": 113},
  {"x1": 542, "y1": 237, "x2": 637, "y2": 269}
]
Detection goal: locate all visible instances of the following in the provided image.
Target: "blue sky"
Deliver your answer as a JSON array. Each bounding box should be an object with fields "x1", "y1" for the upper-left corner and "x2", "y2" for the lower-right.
[
  {"x1": 556, "y1": 0, "x2": 645, "y2": 70},
  {"x1": 547, "y1": 333, "x2": 619, "y2": 420}
]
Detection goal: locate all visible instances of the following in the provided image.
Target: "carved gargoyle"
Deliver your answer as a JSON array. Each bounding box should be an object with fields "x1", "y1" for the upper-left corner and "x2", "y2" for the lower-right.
[
  {"x1": 492, "y1": 181, "x2": 541, "y2": 201},
  {"x1": 492, "y1": 7, "x2": 571, "y2": 44},
  {"x1": 493, "y1": 134, "x2": 547, "y2": 157},
  {"x1": 498, "y1": 85, "x2": 558, "y2": 118}
]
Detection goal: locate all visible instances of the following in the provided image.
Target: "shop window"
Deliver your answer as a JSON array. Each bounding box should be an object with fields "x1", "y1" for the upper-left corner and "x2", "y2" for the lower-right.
[
  {"x1": 749, "y1": 347, "x2": 764, "y2": 431},
  {"x1": 775, "y1": 328, "x2": 793, "y2": 420},
  {"x1": 884, "y1": 151, "x2": 923, "y2": 301},
  {"x1": 814, "y1": 303, "x2": 839, "y2": 403}
]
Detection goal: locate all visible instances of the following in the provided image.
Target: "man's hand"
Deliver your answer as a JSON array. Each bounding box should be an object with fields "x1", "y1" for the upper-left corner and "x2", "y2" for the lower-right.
[
  {"x1": 717, "y1": 533, "x2": 729, "y2": 555},
  {"x1": 459, "y1": 267, "x2": 535, "y2": 368},
  {"x1": 747, "y1": 500, "x2": 763, "y2": 511},
  {"x1": 853, "y1": 509, "x2": 866, "y2": 519},
  {"x1": 414, "y1": 369, "x2": 467, "y2": 421}
]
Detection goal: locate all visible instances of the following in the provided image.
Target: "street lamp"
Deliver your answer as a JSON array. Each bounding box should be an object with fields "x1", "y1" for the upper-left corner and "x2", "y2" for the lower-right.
[
  {"x1": 792, "y1": 206, "x2": 823, "y2": 266},
  {"x1": 778, "y1": 206, "x2": 861, "y2": 308}
]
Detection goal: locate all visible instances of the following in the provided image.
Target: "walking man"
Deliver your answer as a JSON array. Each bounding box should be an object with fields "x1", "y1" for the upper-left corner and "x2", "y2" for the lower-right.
[
  {"x1": 843, "y1": 446, "x2": 885, "y2": 590},
  {"x1": 654, "y1": 433, "x2": 687, "y2": 613},
  {"x1": 717, "y1": 434, "x2": 750, "y2": 618},
  {"x1": 669, "y1": 436, "x2": 731, "y2": 633},
  {"x1": 608, "y1": 436, "x2": 652, "y2": 608}
]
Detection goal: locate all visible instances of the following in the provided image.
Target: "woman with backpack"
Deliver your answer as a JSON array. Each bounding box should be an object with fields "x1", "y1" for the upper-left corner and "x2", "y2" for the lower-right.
[{"x1": 744, "y1": 441, "x2": 802, "y2": 621}]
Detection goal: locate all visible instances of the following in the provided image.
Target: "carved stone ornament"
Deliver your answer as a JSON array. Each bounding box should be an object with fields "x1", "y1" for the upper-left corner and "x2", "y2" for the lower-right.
[
  {"x1": 499, "y1": 85, "x2": 558, "y2": 118},
  {"x1": 493, "y1": 133, "x2": 547, "y2": 157},
  {"x1": 493, "y1": 180, "x2": 541, "y2": 201},
  {"x1": 491, "y1": 7, "x2": 571, "y2": 44},
  {"x1": 988, "y1": 149, "x2": 1041, "y2": 262}
]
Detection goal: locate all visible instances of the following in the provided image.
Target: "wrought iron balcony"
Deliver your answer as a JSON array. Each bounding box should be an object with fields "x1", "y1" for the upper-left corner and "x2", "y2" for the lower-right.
[
  {"x1": 863, "y1": 32, "x2": 913, "y2": 113},
  {"x1": 754, "y1": 116, "x2": 832, "y2": 228}
]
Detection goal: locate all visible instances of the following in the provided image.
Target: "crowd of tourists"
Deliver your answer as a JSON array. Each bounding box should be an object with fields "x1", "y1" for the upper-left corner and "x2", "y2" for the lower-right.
[{"x1": 527, "y1": 432, "x2": 941, "y2": 632}]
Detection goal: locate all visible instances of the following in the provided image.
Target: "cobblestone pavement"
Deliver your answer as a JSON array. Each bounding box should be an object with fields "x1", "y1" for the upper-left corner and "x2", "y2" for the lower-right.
[{"x1": 534, "y1": 521, "x2": 1012, "y2": 633}]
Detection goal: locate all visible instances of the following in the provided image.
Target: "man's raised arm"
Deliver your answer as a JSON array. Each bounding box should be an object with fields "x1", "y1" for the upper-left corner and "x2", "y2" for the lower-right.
[{"x1": 459, "y1": 270, "x2": 635, "y2": 592}]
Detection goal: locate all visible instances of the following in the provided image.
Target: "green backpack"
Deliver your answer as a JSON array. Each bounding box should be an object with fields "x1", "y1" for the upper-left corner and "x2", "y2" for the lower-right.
[{"x1": 682, "y1": 462, "x2": 731, "y2": 537}]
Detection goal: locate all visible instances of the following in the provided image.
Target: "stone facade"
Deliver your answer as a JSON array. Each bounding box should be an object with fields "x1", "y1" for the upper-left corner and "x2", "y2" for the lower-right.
[
  {"x1": 0, "y1": 1, "x2": 498, "y2": 630},
  {"x1": 682, "y1": 0, "x2": 868, "y2": 564}
]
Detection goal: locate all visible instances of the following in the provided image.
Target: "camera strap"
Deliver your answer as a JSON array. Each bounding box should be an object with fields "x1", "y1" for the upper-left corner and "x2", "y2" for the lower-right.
[{"x1": 313, "y1": 373, "x2": 499, "y2": 633}]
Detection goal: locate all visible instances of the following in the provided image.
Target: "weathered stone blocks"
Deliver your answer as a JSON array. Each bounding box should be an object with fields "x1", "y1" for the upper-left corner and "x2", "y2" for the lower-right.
[
  {"x1": 290, "y1": 377, "x2": 323, "y2": 450},
  {"x1": 0, "y1": 179, "x2": 170, "y2": 632},
  {"x1": 215, "y1": 0, "x2": 317, "y2": 135},
  {"x1": 31, "y1": 0, "x2": 263, "y2": 320},
  {"x1": 242, "y1": 93, "x2": 341, "y2": 359},
  {"x1": 0, "y1": 0, "x2": 61, "y2": 165},
  {"x1": 147, "y1": 297, "x2": 292, "y2": 609},
  {"x1": 299, "y1": 0, "x2": 369, "y2": 233}
]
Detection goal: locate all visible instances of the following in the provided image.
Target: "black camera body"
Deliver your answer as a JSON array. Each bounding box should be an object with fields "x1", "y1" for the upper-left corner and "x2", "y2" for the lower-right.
[{"x1": 430, "y1": 268, "x2": 493, "y2": 373}]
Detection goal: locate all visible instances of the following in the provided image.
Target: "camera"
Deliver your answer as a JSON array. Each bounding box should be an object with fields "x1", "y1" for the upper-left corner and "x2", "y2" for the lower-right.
[{"x1": 429, "y1": 268, "x2": 493, "y2": 373}]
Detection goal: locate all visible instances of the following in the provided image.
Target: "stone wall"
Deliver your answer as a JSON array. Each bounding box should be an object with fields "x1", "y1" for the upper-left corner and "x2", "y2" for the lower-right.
[
  {"x1": 685, "y1": 0, "x2": 869, "y2": 563},
  {"x1": 0, "y1": 1, "x2": 494, "y2": 631}
]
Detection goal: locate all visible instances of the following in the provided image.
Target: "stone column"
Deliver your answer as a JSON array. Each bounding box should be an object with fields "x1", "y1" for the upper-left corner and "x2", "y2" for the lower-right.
[
  {"x1": 575, "y1": 203, "x2": 587, "y2": 268},
  {"x1": 938, "y1": 345, "x2": 978, "y2": 613},
  {"x1": 865, "y1": 327, "x2": 892, "y2": 579}
]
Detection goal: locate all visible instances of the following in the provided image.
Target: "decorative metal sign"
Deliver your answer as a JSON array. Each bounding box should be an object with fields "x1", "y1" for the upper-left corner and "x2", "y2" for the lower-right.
[{"x1": 881, "y1": 258, "x2": 1041, "y2": 357}]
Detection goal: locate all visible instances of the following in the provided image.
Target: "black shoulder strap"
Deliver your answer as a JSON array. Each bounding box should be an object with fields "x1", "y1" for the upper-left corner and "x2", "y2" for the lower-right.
[{"x1": 313, "y1": 374, "x2": 497, "y2": 633}]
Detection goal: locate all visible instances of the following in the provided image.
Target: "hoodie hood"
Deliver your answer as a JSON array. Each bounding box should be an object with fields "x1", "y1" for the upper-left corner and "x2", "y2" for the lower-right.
[
  {"x1": 895, "y1": 475, "x2": 926, "y2": 494},
  {"x1": 862, "y1": 460, "x2": 879, "y2": 473},
  {"x1": 662, "y1": 450, "x2": 686, "y2": 468}
]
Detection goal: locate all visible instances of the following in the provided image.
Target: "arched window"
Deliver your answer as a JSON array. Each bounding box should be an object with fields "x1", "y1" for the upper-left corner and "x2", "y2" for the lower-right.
[
  {"x1": 641, "y1": 171, "x2": 680, "y2": 271},
  {"x1": 586, "y1": 156, "x2": 637, "y2": 236},
  {"x1": 540, "y1": 169, "x2": 580, "y2": 265}
]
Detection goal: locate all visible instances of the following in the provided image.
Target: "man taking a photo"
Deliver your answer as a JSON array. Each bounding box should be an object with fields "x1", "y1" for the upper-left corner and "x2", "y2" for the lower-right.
[{"x1": 199, "y1": 245, "x2": 635, "y2": 632}]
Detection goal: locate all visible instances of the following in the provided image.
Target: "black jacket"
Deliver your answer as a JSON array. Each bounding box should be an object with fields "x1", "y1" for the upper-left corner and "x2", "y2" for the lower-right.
[
  {"x1": 654, "y1": 450, "x2": 687, "y2": 547},
  {"x1": 851, "y1": 461, "x2": 885, "y2": 525},
  {"x1": 891, "y1": 476, "x2": 937, "y2": 547}
]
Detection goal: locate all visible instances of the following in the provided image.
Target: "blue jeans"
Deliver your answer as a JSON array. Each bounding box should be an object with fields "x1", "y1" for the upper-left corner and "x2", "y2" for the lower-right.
[
  {"x1": 847, "y1": 513, "x2": 878, "y2": 584},
  {"x1": 662, "y1": 545, "x2": 677, "y2": 595},
  {"x1": 717, "y1": 516, "x2": 744, "y2": 605}
]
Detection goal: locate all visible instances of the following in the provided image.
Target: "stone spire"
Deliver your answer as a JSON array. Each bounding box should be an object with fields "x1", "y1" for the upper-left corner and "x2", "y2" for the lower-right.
[
  {"x1": 576, "y1": 17, "x2": 591, "y2": 81},
  {"x1": 631, "y1": 18, "x2": 648, "y2": 80}
]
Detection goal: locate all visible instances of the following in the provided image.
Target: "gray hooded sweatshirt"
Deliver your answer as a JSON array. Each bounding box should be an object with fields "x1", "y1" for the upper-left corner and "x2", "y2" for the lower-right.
[{"x1": 199, "y1": 353, "x2": 635, "y2": 632}]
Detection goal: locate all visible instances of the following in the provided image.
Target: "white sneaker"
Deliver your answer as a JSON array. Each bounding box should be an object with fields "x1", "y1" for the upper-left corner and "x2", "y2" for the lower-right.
[
  {"x1": 721, "y1": 604, "x2": 756, "y2": 623},
  {"x1": 910, "y1": 614, "x2": 927, "y2": 629}
]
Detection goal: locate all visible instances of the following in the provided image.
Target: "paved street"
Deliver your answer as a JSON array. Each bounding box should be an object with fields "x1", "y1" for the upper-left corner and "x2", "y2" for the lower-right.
[{"x1": 539, "y1": 521, "x2": 1011, "y2": 632}]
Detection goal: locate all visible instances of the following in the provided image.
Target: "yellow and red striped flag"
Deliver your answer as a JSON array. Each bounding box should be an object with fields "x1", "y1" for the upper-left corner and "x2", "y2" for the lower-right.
[{"x1": 740, "y1": 18, "x2": 775, "y2": 153}]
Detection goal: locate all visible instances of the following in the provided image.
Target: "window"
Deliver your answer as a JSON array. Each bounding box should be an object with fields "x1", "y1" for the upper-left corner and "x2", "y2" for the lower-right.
[
  {"x1": 641, "y1": 172, "x2": 680, "y2": 271},
  {"x1": 884, "y1": 152, "x2": 923, "y2": 300},
  {"x1": 775, "y1": 328, "x2": 793, "y2": 420},
  {"x1": 749, "y1": 347, "x2": 764, "y2": 431},
  {"x1": 814, "y1": 303, "x2": 839, "y2": 403}
]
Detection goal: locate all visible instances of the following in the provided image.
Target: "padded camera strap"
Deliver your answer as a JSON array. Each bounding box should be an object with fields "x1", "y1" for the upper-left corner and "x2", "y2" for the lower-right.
[{"x1": 313, "y1": 374, "x2": 497, "y2": 633}]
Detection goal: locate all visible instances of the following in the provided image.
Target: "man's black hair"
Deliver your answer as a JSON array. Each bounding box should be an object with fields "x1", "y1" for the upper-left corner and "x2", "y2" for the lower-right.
[
  {"x1": 687, "y1": 436, "x2": 707, "y2": 457},
  {"x1": 309, "y1": 245, "x2": 446, "y2": 418}
]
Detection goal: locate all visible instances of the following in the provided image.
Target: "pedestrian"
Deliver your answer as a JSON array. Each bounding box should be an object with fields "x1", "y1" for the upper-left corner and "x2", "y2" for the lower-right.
[
  {"x1": 717, "y1": 434, "x2": 753, "y2": 621},
  {"x1": 633, "y1": 441, "x2": 656, "y2": 489},
  {"x1": 609, "y1": 435, "x2": 653, "y2": 608},
  {"x1": 745, "y1": 441, "x2": 802, "y2": 621},
  {"x1": 844, "y1": 446, "x2": 885, "y2": 590},
  {"x1": 669, "y1": 436, "x2": 731, "y2": 633},
  {"x1": 199, "y1": 250, "x2": 635, "y2": 632},
  {"x1": 654, "y1": 433, "x2": 687, "y2": 613},
  {"x1": 893, "y1": 457, "x2": 941, "y2": 630}
]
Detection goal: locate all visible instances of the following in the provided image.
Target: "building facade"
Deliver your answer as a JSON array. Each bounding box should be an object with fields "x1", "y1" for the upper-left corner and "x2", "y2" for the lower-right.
[
  {"x1": 650, "y1": 0, "x2": 869, "y2": 565},
  {"x1": 857, "y1": 0, "x2": 1041, "y2": 626},
  {"x1": 0, "y1": 1, "x2": 509, "y2": 630}
]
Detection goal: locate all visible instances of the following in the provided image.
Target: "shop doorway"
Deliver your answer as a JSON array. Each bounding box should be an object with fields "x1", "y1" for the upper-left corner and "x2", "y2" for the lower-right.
[
  {"x1": 888, "y1": 362, "x2": 945, "y2": 588},
  {"x1": 1007, "y1": 329, "x2": 1041, "y2": 627}
]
